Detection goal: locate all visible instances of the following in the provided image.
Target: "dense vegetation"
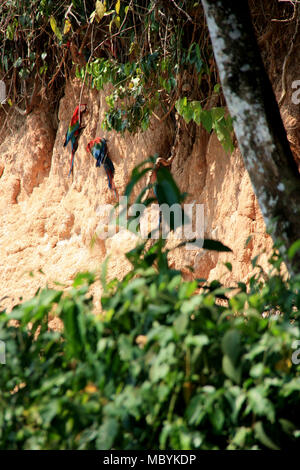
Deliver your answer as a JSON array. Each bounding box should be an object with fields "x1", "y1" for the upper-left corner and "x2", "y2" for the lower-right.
[
  {"x1": 0, "y1": 0, "x2": 233, "y2": 149},
  {"x1": 0, "y1": 161, "x2": 299, "y2": 450},
  {"x1": 1, "y1": 0, "x2": 300, "y2": 450}
]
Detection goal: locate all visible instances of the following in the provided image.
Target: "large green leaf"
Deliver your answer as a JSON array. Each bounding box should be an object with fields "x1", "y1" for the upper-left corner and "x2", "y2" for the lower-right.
[
  {"x1": 254, "y1": 421, "x2": 280, "y2": 450},
  {"x1": 50, "y1": 16, "x2": 62, "y2": 41},
  {"x1": 222, "y1": 355, "x2": 242, "y2": 384},
  {"x1": 96, "y1": 418, "x2": 119, "y2": 450},
  {"x1": 221, "y1": 330, "x2": 241, "y2": 365}
]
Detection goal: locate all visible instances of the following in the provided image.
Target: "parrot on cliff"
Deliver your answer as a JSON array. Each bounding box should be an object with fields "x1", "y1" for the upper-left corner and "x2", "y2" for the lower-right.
[
  {"x1": 64, "y1": 104, "x2": 87, "y2": 176},
  {"x1": 86, "y1": 137, "x2": 118, "y2": 198}
]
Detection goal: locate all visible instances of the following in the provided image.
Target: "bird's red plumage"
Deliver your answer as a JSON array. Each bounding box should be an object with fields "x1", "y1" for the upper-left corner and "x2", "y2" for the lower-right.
[
  {"x1": 70, "y1": 106, "x2": 79, "y2": 127},
  {"x1": 70, "y1": 104, "x2": 87, "y2": 127},
  {"x1": 86, "y1": 137, "x2": 101, "y2": 153}
]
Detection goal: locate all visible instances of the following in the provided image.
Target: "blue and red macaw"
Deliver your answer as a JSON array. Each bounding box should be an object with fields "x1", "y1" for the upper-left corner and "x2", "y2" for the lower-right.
[
  {"x1": 86, "y1": 137, "x2": 118, "y2": 198},
  {"x1": 64, "y1": 104, "x2": 87, "y2": 176}
]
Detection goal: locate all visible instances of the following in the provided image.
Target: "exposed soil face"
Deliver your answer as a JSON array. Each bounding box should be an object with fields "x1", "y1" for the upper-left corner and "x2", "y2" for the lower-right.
[{"x1": 0, "y1": 5, "x2": 299, "y2": 311}]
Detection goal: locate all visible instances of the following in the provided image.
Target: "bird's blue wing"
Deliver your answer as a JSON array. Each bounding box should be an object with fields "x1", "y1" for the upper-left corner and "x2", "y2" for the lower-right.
[
  {"x1": 103, "y1": 155, "x2": 115, "y2": 173},
  {"x1": 91, "y1": 144, "x2": 102, "y2": 167},
  {"x1": 64, "y1": 121, "x2": 79, "y2": 147}
]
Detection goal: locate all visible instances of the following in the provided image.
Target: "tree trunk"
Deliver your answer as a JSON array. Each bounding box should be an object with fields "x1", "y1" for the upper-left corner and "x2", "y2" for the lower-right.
[{"x1": 201, "y1": 0, "x2": 300, "y2": 273}]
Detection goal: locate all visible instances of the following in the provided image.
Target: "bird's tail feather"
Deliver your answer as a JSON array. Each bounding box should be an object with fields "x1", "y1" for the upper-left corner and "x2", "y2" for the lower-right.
[
  {"x1": 105, "y1": 167, "x2": 118, "y2": 199},
  {"x1": 112, "y1": 184, "x2": 119, "y2": 199},
  {"x1": 104, "y1": 166, "x2": 113, "y2": 189},
  {"x1": 68, "y1": 151, "x2": 75, "y2": 177}
]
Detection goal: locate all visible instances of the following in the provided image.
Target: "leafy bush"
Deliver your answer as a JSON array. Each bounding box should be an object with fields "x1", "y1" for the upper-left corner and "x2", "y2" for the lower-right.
[
  {"x1": 1, "y1": 1, "x2": 229, "y2": 143},
  {"x1": 176, "y1": 96, "x2": 234, "y2": 152},
  {"x1": 77, "y1": 53, "x2": 160, "y2": 133},
  {"x1": 0, "y1": 242, "x2": 299, "y2": 450},
  {"x1": 0, "y1": 162, "x2": 299, "y2": 450}
]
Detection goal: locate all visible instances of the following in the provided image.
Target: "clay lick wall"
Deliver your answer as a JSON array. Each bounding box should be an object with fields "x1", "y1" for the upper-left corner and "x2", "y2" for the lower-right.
[{"x1": 0, "y1": 75, "x2": 277, "y2": 314}]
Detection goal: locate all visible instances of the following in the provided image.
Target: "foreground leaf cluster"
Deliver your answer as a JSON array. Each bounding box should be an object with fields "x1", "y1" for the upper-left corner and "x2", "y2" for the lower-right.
[{"x1": 0, "y1": 243, "x2": 299, "y2": 449}]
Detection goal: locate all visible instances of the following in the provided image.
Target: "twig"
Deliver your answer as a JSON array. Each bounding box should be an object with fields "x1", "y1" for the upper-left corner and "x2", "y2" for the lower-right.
[
  {"x1": 278, "y1": 4, "x2": 300, "y2": 105},
  {"x1": 272, "y1": 0, "x2": 297, "y2": 22},
  {"x1": 64, "y1": 3, "x2": 73, "y2": 19},
  {"x1": 78, "y1": 23, "x2": 95, "y2": 124},
  {"x1": 152, "y1": 97, "x2": 177, "y2": 122},
  {"x1": 48, "y1": 49, "x2": 68, "y2": 88},
  {"x1": 147, "y1": 21, "x2": 153, "y2": 54},
  {"x1": 170, "y1": 0, "x2": 193, "y2": 22}
]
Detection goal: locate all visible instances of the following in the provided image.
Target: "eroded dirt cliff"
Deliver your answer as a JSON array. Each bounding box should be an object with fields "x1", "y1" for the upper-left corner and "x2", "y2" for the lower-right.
[
  {"x1": 0, "y1": 76, "x2": 272, "y2": 313},
  {"x1": 0, "y1": 59, "x2": 298, "y2": 313}
]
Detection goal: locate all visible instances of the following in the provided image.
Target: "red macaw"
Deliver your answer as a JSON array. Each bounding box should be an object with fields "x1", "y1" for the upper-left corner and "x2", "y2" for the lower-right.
[
  {"x1": 64, "y1": 104, "x2": 87, "y2": 176},
  {"x1": 86, "y1": 137, "x2": 118, "y2": 198}
]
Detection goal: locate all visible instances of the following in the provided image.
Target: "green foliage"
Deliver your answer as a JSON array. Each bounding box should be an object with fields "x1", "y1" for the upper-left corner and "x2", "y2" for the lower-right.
[
  {"x1": 0, "y1": 160, "x2": 299, "y2": 450},
  {"x1": 0, "y1": 1, "x2": 67, "y2": 96},
  {"x1": 121, "y1": 155, "x2": 188, "y2": 234},
  {"x1": 78, "y1": 39, "x2": 225, "y2": 137},
  {"x1": 0, "y1": 242, "x2": 299, "y2": 450},
  {"x1": 176, "y1": 97, "x2": 234, "y2": 153},
  {"x1": 73, "y1": 1, "x2": 227, "y2": 137},
  {"x1": 0, "y1": 0, "x2": 95, "y2": 104},
  {"x1": 1, "y1": 0, "x2": 233, "y2": 148},
  {"x1": 77, "y1": 53, "x2": 160, "y2": 133}
]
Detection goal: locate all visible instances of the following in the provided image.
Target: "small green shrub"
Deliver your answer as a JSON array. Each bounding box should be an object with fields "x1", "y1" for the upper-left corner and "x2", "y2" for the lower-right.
[
  {"x1": 0, "y1": 241, "x2": 299, "y2": 450},
  {"x1": 0, "y1": 161, "x2": 299, "y2": 450},
  {"x1": 175, "y1": 96, "x2": 234, "y2": 152}
]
